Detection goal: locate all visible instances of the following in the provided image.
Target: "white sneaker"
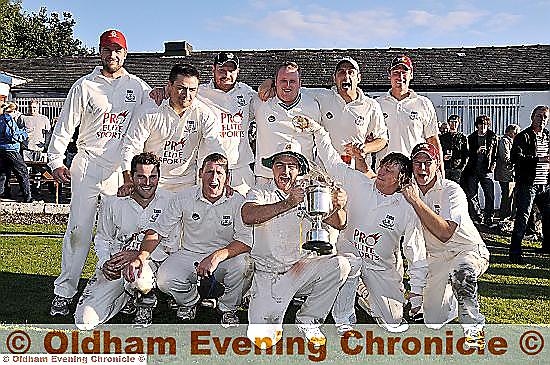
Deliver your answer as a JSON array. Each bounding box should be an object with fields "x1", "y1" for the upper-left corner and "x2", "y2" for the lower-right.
[
  {"x1": 463, "y1": 324, "x2": 485, "y2": 350},
  {"x1": 336, "y1": 324, "x2": 358, "y2": 337},
  {"x1": 374, "y1": 317, "x2": 409, "y2": 333},
  {"x1": 296, "y1": 324, "x2": 326, "y2": 348}
]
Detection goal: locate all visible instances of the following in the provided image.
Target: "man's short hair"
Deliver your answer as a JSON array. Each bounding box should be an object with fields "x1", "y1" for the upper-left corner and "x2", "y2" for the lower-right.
[
  {"x1": 531, "y1": 105, "x2": 549, "y2": 119},
  {"x1": 447, "y1": 114, "x2": 461, "y2": 123},
  {"x1": 274, "y1": 61, "x2": 301, "y2": 80},
  {"x1": 505, "y1": 124, "x2": 520, "y2": 134},
  {"x1": 130, "y1": 152, "x2": 161, "y2": 176},
  {"x1": 201, "y1": 152, "x2": 229, "y2": 174},
  {"x1": 378, "y1": 152, "x2": 412, "y2": 192},
  {"x1": 475, "y1": 115, "x2": 491, "y2": 127},
  {"x1": 169, "y1": 64, "x2": 200, "y2": 83}
]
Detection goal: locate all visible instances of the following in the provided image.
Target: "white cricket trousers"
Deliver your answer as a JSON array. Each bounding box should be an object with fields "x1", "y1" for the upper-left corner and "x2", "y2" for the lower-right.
[
  {"x1": 74, "y1": 259, "x2": 158, "y2": 330},
  {"x1": 156, "y1": 249, "x2": 252, "y2": 312},
  {"x1": 247, "y1": 255, "x2": 351, "y2": 344},
  {"x1": 53, "y1": 152, "x2": 122, "y2": 299}
]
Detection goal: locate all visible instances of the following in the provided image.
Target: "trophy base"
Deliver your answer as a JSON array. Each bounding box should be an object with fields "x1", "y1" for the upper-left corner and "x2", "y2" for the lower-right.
[{"x1": 302, "y1": 240, "x2": 333, "y2": 255}]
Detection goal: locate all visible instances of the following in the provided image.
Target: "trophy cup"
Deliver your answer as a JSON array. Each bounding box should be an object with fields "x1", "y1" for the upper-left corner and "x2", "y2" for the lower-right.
[{"x1": 301, "y1": 180, "x2": 334, "y2": 255}]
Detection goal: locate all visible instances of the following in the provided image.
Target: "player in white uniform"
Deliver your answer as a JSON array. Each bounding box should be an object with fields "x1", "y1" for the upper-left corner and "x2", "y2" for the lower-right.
[
  {"x1": 126, "y1": 153, "x2": 252, "y2": 327},
  {"x1": 303, "y1": 57, "x2": 387, "y2": 170},
  {"x1": 402, "y1": 142, "x2": 490, "y2": 349},
  {"x1": 120, "y1": 64, "x2": 223, "y2": 193},
  {"x1": 376, "y1": 55, "x2": 444, "y2": 171},
  {"x1": 198, "y1": 52, "x2": 256, "y2": 195},
  {"x1": 252, "y1": 62, "x2": 323, "y2": 179},
  {"x1": 309, "y1": 121, "x2": 427, "y2": 334},
  {"x1": 49, "y1": 30, "x2": 154, "y2": 316},
  {"x1": 241, "y1": 143, "x2": 351, "y2": 348},
  {"x1": 74, "y1": 153, "x2": 176, "y2": 329}
]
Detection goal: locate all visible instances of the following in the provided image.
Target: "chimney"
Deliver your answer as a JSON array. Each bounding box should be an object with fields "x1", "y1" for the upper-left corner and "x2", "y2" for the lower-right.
[{"x1": 164, "y1": 41, "x2": 193, "y2": 56}]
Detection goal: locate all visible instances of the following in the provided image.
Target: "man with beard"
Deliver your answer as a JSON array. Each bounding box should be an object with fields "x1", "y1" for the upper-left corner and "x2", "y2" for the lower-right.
[
  {"x1": 120, "y1": 64, "x2": 223, "y2": 192},
  {"x1": 242, "y1": 142, "x2": 351, "y2": 348},
  {"x1": 49, "y1": 30, "x2": 155, "y2": 316},
  {"x1": 74, "y1": 152, "x2": 176, "y2": 328},
  {"x1": 376, "y1": 55, "x2": 444, "y2": 173},
  {"x1": 125, "y1": 153, "x2": 252, "y2": 327}
]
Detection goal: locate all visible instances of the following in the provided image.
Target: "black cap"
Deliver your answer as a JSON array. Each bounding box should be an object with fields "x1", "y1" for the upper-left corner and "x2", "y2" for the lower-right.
[{"x1": 214, "y1": 52, "x2": 239, "y2": 67}]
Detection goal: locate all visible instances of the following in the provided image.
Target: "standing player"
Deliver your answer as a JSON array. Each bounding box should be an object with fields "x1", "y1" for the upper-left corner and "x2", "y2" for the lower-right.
[
  {"x1": 403, "y1": 142, "x2": 489, "y2": 349},
  {"x1": 74, "y1": 153, "x2": 176, "y2": 328},
  {"x1": 304, "y1": 57, "x2": 387, "y2": 170},
  {"x1": 198, "y1": 52, "x2": 256, "y2": 195},
  {"x1": 48, "y1": 30, "x2": 154, "y2": 316},
  {"x1": 377, "y1": 55, "x2": 444, "y2": 171},
  {"x1": 120, "y1": 64, "x2": 223, "y2": 193}
]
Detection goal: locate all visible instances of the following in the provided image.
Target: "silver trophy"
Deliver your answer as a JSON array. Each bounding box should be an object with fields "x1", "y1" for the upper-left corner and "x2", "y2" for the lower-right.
[{"x1": 298, "y1": 161, "x2": 337, "y2": 255}]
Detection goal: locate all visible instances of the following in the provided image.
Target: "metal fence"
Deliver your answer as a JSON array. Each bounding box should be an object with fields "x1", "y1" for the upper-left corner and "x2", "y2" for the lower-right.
[{"x1": 442, "y1": 95, "x2": 521, "y2": 135}]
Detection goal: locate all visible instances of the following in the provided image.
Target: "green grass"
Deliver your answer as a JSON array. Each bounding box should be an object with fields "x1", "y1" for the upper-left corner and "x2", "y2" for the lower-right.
[{"x1": 0, "y1": 224, "x2": 549, "y2": 325}]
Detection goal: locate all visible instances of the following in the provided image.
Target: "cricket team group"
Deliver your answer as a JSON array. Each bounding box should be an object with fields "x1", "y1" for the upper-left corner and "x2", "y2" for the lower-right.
[{"x1": 45, "y1": 29, "x2": 494, "y2": 349}]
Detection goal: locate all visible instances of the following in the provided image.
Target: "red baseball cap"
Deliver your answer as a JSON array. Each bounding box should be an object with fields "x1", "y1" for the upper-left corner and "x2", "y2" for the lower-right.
[
  {"x1": 412, "y1": 142, "x2": 439, "y2": 161},
  {"x1": 100, "y1": 29, "x2": 127, "y2": 49},
  {"x1": 389, "y1": 54, "x2": 413, "y2": 71}
]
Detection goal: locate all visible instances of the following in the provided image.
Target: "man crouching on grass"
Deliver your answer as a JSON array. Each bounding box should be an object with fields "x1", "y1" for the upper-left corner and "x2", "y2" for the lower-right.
[
  {"x1": 75, "y1": 152, "x2": 177, "y2": 329},
  {"x1": 402, "y1": 142, "x2": 490, "y2": 349}
]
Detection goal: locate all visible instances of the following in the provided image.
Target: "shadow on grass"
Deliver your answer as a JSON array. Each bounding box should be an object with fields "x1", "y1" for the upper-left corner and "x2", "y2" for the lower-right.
[{"x1": 478, "y1": 280, "x2": 550, "y2": 300}]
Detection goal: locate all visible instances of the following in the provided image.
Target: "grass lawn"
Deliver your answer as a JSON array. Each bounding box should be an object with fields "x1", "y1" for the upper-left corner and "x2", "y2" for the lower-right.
[{"x1": 0, "y1": 223, "x2": 549, "y2": 325}]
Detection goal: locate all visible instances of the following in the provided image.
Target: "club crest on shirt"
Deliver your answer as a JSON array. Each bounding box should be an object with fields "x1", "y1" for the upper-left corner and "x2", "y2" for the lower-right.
[
  {"x1": 409, "y1": 111, "x2": 418, "y2": 120},
  {"x1": 380, "y1": 214, "x2": 395, "y2": 230},
  {"x1": 221, "y1": 215, "x2": 232, "y2": 226},
  {"x1": 383, "y1": 113, "x2": 388, "y2": 119},
  {"x1": 326, "y1": 112, "x2": 334, "y2": 119},
  {"x1": 192, "y1": 213, "x2": 200, "y2": 220},
  {"x1": 434, "y1": 204, "x2": 441, "y2": 215},
  {"x1": 237, "y1": 95, "x2": 246, "y2": 106},
  {"x1": 125, "y1": 89, "x2": 136, "y2": 103},
  {"x1": 354, "y1": 115, "x2": 365, "y2": 126},
  {"x1": 149, "y1": 209, "x2": 162, "y2": 223},
  {"x1": 185, "y1": 120, "x2": 197, "y2": 133},
  {"x1": 268, "y1": 115, "x2": 276, "y2": 123}
]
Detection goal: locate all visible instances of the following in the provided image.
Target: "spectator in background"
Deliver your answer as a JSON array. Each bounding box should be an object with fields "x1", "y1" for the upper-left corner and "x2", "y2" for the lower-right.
[
  {"x1": 463, "y1": 115, "x2": 499, "y2": 226},
  {"x1": 439, "y1": 115, "x2": 468, "y2": 184},
  {"x1": 20, "y1": 99, "x2": 51, "y2": 162},
  {"x1": 495, "y1": 124, "x2": 520, "y2": 224},
  {"x1": 509, "y1": 106, "x2": 550, "y2": 264},
  {"x1": 438, "y1": 121, "x2": 449, "y2": 135}
]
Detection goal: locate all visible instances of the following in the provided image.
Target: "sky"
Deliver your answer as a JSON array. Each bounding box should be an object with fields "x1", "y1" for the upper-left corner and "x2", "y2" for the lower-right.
[{"x1": 20, "y1": 0, "x2": 550, "y2": 52}]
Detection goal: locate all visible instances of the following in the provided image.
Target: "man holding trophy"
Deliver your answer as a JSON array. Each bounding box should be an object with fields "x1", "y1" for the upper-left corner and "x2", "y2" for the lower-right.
[{"x1": 241, "y1": 142, "x2": 351, "y2": 348}]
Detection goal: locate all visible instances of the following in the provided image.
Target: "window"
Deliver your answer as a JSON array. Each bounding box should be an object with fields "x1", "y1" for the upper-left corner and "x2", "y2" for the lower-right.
[{"x1": 442, "y1": 95, "x2": 520, "y2": 135}]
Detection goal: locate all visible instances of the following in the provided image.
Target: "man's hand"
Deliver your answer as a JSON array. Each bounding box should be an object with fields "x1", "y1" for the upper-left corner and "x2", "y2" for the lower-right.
[
  {"x1": 195, "y1": 252, "x2": 222, "y2": 278},
  {"x1": 101, "y1": 261, "x2": 121, "y2": 281},
  {"x1": 258, "y1": 79, "x2": 275, "y2": 101},
  {"x1": 149, "y1": 86, "x2": 167, "y2": 106},
  {"x1": 285, "y1": 186, "x2": 305, "y2": 208},
  {"x1": 117, "y1": 182, "x2": 134, "y2": 197},
  {"x1": 52, "y1": 166, "x2": 71, "y2": 183},
  {"x1": 343, "y1": 142, "x2": 364, "y2": 159},
  {"x1": 401, "y1": 183, "x2": 421, "y2": 204},
  {"x1": 331, "y1": 187, "x2": 347, "y2": 210},
  {"x1": 123, "y1": 257, "x2": 144, "y2": 283}
]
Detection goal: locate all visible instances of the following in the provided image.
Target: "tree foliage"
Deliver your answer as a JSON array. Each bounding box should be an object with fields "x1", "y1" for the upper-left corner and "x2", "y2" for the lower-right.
[{"x1": 0, "y1": 0, "x2": 91, "y2": 58}]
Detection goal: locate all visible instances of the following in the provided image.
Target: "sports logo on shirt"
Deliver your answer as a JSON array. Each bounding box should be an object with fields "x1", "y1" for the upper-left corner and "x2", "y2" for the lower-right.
[
  {"x1": 268, "y1": 115, "x2": 276, "y2": 123},
  {"x1": 434, "y1": 204, "x2": 441, "y2": 215},
  {"x1": 221, "y1": 215, "x2": 232, "y2": 226},
  {"x1": 98, "y1": 110, "x2": 129, "y2": 139},
  {"x1": 326, "y1": 112, "x2": 334, "y2": 119},
  {"x1": 125, "y1": 89, "x2": 136, "y2": 103},
  {"x1": 353, "y1": 229, "x2": 381, "y2": 261},
  {"x1": 237, "y1": 95, "x2": 246, "y2": 106},
  {"x1": 185, "y1": 120, "x2": 197, "y2": 133},
  {"x1": 192, "y1": 213, "x2": 200, "y2": 220},
  {"x1": 409, "y1": 111, "x2": 418, "y2": 120},
  {"x1": 354, "y1": 116, "x2": 365, "y2": 126},
  {"x1": 149, "y1": 209, "x2": 162, "y2": 223},
  {"x1": 380, "y1": 214, "x2": 395, "y2": 230},
  {"x1": 383, "y1": 113, "x2": 388, "y2": 119}
]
